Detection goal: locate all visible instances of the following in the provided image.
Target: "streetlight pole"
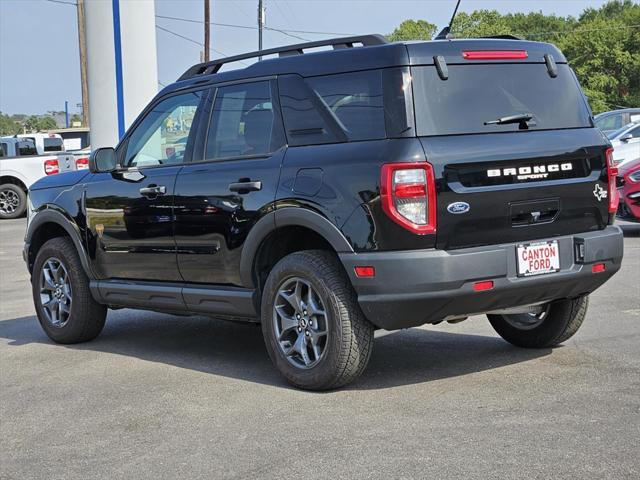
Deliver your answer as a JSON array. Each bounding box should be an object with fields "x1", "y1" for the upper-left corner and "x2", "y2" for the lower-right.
[{"x1": 76, "y1": 0, "x2": 89, "y2": 127}]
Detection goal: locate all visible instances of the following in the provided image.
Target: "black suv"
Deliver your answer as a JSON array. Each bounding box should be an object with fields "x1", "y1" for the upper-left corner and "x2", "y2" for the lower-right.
[{"x1": 24, "y1": 35, "x2": 623, "y2": 390}]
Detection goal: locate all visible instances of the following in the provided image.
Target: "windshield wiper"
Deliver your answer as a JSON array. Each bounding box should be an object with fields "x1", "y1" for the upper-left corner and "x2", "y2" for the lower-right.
[{"x1": 484, "y1": 113, "x2": 534, "y2": 130}]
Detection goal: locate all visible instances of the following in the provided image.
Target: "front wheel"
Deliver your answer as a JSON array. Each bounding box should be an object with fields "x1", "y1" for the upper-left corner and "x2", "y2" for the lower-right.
[
  {"x1": 32, "y1": 237, "x2": 107, "y2": 344},
  {"x1": 261, "y1": 250, "x2": 374, "y2": 390},
  {"x1": 487, "y1": 296, "x2": 589, "y2": 348}
]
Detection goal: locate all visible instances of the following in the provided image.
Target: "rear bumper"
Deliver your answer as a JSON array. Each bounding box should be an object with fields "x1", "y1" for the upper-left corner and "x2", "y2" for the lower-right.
[{"x1": 339, "y1": 226, "x2": 624, "y2": 330}]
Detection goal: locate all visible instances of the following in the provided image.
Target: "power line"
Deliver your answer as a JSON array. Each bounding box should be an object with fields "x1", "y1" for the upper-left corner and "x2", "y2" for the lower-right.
[
  {"x1": 524, "y1": 23, "x2": 640, "y2": 38},
  {"x1": 155, "y1": 14, "x2": 356, "y2": 37},
  {"x1": 43, "y1": 0, "x2": 77, "y2": 5},
  {"x1": 155, "y1": 24, "x2": 248, "y2": 65}
]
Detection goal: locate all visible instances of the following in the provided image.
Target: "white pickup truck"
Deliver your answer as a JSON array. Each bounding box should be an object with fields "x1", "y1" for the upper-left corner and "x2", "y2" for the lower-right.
[{"x1": 0, "y1": 137, "x2": 88, "y2": 219}]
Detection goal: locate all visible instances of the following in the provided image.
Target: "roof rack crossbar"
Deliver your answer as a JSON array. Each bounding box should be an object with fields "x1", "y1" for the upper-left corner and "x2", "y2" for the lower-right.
[{"x1": 178, "y1": 34, "x2": 389, "y2": 81}]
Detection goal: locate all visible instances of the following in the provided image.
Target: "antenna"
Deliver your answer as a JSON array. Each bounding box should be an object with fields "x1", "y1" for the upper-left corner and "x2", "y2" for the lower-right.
[{"x1": 434, "y1": 0, "x2": 462, "y2": 40}]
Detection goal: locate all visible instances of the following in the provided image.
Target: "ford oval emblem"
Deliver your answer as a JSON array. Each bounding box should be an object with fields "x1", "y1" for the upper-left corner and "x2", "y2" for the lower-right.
[{"x1": 447, "y1": 202, "x2": 470, "y2": 214}]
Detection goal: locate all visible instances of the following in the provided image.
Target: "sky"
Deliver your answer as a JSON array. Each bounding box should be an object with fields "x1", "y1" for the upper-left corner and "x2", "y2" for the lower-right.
[{"x1": 0, "y1": 0, "x2": 614, "y2": 115}]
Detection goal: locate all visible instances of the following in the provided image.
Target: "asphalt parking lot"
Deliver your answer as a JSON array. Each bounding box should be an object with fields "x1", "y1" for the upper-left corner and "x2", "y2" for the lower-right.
[{"x1": 1, "y1": 218, "x2": 639, "y2": 479}]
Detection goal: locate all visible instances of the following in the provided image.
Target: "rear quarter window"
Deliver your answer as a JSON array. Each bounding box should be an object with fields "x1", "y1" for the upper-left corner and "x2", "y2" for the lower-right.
[
  {"x1": 413, "y1": 64, "x2": 592, "y2": 136},
  {"x1": 43, "y1": 138, "x2": 64, "y2": 152}
]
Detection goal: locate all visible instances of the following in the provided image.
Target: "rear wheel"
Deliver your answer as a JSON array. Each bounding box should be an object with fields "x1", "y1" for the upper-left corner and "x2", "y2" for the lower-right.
[
  {"x1": 0, "y1": 183, "x2": 26, "y2": 219},
  {"x1": 32, "y1": 237, "x2": 107, "y2": 344},
  {"x1": 261, "y1": 250, "x2": 374, "y2": 390},
  {"x1": 487, "y1": 296, "x2": 588, "y2": 348}
]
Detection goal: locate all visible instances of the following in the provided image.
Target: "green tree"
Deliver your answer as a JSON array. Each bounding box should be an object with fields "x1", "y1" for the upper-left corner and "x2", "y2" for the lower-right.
[
  {"x1": 0, "y1": 112, "x2": 22, "y2": 136},
  {"x1": 388, "y1": 20, "x2": 437, "y2": 42},
  {"x1": 38, "y1": 116, "x2": 58, "y2": 130}
]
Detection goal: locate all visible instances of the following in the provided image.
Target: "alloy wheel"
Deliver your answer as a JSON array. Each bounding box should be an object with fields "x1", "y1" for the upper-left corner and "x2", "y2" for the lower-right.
[
  {"x1": 0, "y1": 189, "x2": 20, "y2": 215},
  {"x1": 40, "y1": 258, "x2": 72, "y2": 328},
  {"x1": 273, "y1": 277, "x2": 329, "y2": 369}
]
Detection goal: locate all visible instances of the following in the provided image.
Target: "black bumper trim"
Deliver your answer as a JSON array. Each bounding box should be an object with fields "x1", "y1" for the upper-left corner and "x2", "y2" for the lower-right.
[{"x1": 339, "y1": 226, "x2": 623, "y2": 330}]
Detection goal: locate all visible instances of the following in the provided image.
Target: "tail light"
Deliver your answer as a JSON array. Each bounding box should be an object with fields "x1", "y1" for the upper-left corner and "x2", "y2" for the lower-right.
[
  {"x1": 381, "y1": 162, "x2": 436, "y2": 234},
  {"x1": 605, "y1": 148, "x2": 619, "y2": 213},
  {"x1": 44, "y1": 159, "x2": 59, "y2": 175},
  {"x1": 75, "y1": 157, "x2": 89, "y2": 170}
]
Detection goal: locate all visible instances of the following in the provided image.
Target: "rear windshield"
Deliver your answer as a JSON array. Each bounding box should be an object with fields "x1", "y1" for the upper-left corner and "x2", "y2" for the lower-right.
[
  {"x1": 412, "y1": 64, "x2": 592, "y2": 136},
  {"x1": 43, "y1": 137, "x2": 64, "y2": 152}
]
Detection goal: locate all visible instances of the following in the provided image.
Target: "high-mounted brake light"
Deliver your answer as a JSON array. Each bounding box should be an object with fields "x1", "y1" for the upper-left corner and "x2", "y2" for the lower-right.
[
  {"x1": 381, "y1": 162, "x2": 436, "y2": 234},
  {"x1": 75, "y1": 157, "x2": 89, "y2": 170},
  {"x1": 605, "y1": 147, "x2": 619, "y2": 214},
  {"x1": 462, "y1": 50, "x2": 528, "y2": 60},
  {"x1": 44, "y1": 159, "x2": 59, "y2": 175}
]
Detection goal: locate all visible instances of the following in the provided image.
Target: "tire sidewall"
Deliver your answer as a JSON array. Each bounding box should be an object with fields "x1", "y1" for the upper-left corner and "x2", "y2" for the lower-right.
[
  {"x1": 0, "y1": 184, "x2": 27, "y2": 219},
  {"x1": 261, "y1": 254, "x2": 350, "y2": 389}
]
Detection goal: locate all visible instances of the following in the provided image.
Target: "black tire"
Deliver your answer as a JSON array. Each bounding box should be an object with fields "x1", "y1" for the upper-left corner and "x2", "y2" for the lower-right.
[
  {"x1": 487, "y1": 296, "x2": 589, "y2": 348},
  {"x1": 32, "y1": 237, "x2": 107, "y2": 344},
  {"x1": 0, "y1": 183, "x2": 27, "y2": 219},
  {"x1": 261, "y1": 250, "x2": 374, "y2": 390}
]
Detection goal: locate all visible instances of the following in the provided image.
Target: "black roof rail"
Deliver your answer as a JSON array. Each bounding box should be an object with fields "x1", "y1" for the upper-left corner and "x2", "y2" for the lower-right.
[{"x1": 178, "y1": 34, "x2": 389, "y2": 81}]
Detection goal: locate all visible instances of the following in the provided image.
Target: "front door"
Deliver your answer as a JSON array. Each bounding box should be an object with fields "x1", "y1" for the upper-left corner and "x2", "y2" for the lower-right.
[
  {"x1": 85, "y1": 89, "x2": 207, "y2": 281},
  {"x1": 174, "y1": 79, "x2": 286, "y2": 286}
]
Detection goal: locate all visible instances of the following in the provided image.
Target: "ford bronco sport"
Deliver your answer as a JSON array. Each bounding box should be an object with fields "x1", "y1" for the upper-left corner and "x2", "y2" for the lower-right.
[{"x1": 24, "y1": 35, "x2": 623, "y2": 390}]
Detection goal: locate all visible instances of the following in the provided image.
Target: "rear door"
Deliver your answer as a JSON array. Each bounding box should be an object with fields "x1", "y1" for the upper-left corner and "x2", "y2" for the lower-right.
[
  {"x1": 174, "y1": 79, "x2": 286, "y2": 286},
  {"x1": 410, "y1": 56, "x2": 609, "y2": 250}
]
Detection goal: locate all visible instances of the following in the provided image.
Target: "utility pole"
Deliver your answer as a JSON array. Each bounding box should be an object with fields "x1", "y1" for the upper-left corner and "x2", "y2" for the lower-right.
[
  {"x1": 76, "y1": 0, "x2": 89, "y2": 127},
  {"x1": 204, "y1": 0, "x2": 210, "y2": 62},
  {"x1": 258, "y1": 0, "x2": 265, "y2": 59}
]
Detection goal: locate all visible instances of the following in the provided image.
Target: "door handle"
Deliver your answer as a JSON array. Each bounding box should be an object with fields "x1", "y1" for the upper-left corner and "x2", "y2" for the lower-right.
[
  {"x1": 228, "y1": 181, "x2": 262, "y2": 193},
  {"x1": 139, "y1": 185, "x2": 166, "y2": 196}
]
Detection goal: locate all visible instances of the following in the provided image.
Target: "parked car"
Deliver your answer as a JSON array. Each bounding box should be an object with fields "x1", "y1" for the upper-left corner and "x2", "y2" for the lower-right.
[
  {"x1": 594, "y1": 108, "x2": 640, "y2": 135},
  {"x1": 17, "y1": 133, "x2": 65, "y2": 155},
  {"x1": 606, "y1": 122, "x2": 640, "y2": 166},
  {"x1": 616, "y1": 158, "x2": 640, "y2": 222},
  {"x1": 24, "y1": 35, "x2": 623, "y2": 390},
  {"x1": 1, "y1": 136, "x2": 78, "y2": 219}
]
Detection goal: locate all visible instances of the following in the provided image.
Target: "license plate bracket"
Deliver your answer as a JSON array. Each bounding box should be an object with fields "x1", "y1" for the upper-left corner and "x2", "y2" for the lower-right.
[{"x1": 516, "y1": 240, "x2": 560, "y2": 277}]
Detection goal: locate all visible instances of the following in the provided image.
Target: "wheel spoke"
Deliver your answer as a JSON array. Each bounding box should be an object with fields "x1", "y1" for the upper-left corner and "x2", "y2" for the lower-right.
[
  {"x1": 306, "y1": 289, "x2": 325, "y2": 317},
  {"x1": 41, "y1": 269, "x2": 56, "y2": 292},
  {"x1": 275, "y1": 305, "x2": 298, "y2": 339}
]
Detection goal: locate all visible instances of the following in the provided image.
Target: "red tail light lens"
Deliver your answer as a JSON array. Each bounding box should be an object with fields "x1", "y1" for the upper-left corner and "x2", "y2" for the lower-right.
[
  {"x1": 605, "y1": 147, "x2": 619, "y2": 214},
  {"x1": 44, "y1": 159, "x2": 59, "y2": 175},
  {"x1": 592, "y1": 263, "x2": 606, "y2": 273},
  {"x1": 75, "y1": 157, "x2": 89, "y2": 170},
  {"x1": 463, "y1": 50, "x2": 528, "y2": 60},
  {"x1": 381, "y1": 162, "x2": 436, "y2": 234}
]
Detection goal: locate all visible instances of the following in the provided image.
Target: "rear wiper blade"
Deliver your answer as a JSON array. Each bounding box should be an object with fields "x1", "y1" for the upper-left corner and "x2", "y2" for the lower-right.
[{"x1": 484, "y1": 113, "x2": 534, "y2": 129}]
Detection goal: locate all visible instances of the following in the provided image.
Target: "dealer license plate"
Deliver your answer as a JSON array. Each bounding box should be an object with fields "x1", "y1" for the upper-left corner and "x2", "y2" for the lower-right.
[{"x1": 516, "y1": 240, "x2": 560, "y2": 277}]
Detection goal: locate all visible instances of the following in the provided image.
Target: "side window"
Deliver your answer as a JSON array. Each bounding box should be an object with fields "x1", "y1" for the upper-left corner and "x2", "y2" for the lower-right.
[
  {"x1": 205, "y1": 81, "x2": 282, "y2": 160},
  {"x1": 17, "y1": 141, "x2": 37, "y2": 156},
  {"x1": 124, "y1": 90, "x2": 204, "y2": 168},
  {"x1": 0, "y1": 143, "x2": 7, "y2": 157},
  {"x1": 598, "y1": 114, "x2": 622, "y2": 131},
  {"x1": 306, "y1": 70, "x2": 386, "y2": 141},
  {"x1": 629, "y1": 125, "x2": 640, "y2": 138}
]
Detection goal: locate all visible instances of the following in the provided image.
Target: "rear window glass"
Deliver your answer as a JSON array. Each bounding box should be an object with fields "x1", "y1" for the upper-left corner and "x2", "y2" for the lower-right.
[
  {"x1": 43, "y1": 137, "x2": 64, "y2": 152},
  {"x1": 413, "y1": 64, "x2": 592, "y2": 136}
]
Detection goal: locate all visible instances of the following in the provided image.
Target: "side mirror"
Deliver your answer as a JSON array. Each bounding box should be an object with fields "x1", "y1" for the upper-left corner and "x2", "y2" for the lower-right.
[
  {"x1": 89, "y1": 147, "x2": 117, "y2": 173},
  {"x1": 620, "y1": 133, "x2": 633, "y2": 143}
]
